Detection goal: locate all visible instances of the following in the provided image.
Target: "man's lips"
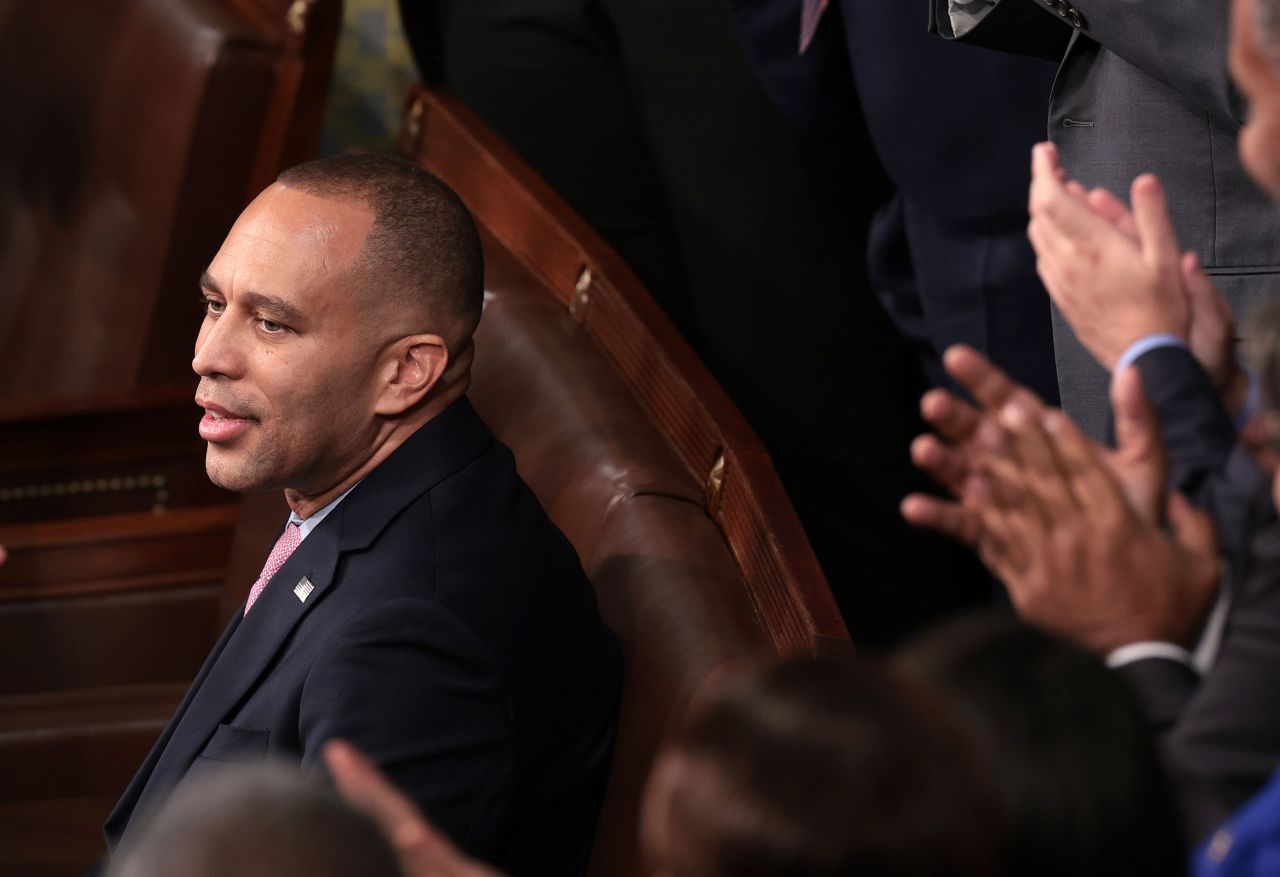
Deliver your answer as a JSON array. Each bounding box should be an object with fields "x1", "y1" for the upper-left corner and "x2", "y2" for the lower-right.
[{"x1": 197, "y1": 399, "x2": 255, "y2": 443}]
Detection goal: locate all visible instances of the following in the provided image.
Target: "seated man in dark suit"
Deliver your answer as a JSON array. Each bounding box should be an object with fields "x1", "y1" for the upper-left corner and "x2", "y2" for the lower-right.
[{"x1": 99, "y1": 153, "x2": 622, "y2": 876}]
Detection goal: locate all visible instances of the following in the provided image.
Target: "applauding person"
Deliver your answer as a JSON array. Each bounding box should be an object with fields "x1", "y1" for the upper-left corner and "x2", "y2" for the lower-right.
[{"x1": 903, "y1": 338, "x2": 1280, "y2": 841}]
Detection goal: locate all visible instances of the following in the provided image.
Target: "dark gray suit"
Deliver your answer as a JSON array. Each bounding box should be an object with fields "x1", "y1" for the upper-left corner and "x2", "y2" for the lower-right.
[{"x1": 932, "y1": 0, "x2": 1280, "y2": 440}]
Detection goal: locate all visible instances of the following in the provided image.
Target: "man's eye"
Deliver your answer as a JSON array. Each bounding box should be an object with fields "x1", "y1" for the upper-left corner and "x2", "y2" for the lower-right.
[
  {"x1": 258, "y1": 319, "x2": 286, "y2": 334},
  {"x1": 201, "y1": 298, "x2": 225, "y2": 316}
]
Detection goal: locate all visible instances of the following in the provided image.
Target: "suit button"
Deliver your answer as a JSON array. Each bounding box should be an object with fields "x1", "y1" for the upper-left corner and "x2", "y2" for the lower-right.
[
  {"x1": 1067, "y1": 8, "x2": 1086, "y2": 28},
  {"x1": 1054, "y1": 0, "x2": 1071, "y2": 15},
  {"x1": 1042, "y1": 0, "x2": 1057, "y2": 7}
]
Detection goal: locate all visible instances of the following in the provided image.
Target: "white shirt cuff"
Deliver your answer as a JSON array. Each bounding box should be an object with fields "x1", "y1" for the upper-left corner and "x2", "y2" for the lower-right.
[
  {"x1": 1106, "y1": 557, "x2": 1230, "y2": 674},
  {"x1": 1115, "y1": 333, "x2": 1187, "y2": 374},
  {"x1": 1106, "y1": 641, "x2": 1197, "y2": 670}
]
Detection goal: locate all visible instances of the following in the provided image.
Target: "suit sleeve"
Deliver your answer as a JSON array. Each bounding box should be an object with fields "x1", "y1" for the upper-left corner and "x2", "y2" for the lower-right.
[
  {"x1": 1160, "y1": 519, "x2": 1280, "y2": 841},
  {"x1": 297, "y1": 598, "x2": 512, "y2": 861},
  {"x1": 1132, "y1": 344, "x2": 1238, "y2": 502}
]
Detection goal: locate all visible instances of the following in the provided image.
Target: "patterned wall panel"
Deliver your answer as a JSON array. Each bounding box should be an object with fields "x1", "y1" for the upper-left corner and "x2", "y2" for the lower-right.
[{"x1": 320, "y1": 0, "x2": 417, "y2": 154}]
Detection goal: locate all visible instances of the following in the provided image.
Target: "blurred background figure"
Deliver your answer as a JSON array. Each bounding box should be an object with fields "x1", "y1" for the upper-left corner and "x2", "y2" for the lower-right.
[
  {"x1": 898, "y1": 611, "x2": 1187, "y2": 877},
  {"x1": 395, "y1": 0, "x2": 992, "y2": 647},
  {"x1": 108, "y1": 762, "x2": 404, "y2": 877},
  {"x1": 326, "y1": 653, "x2": 1005, "y2": 877},
  {"x1": 330, "y1": 620, "x2": 1186, "y2": 877},
  {"x1": 732, "y1": 0, "x2": 1061, "y2": 406},
  {"x1": 637, "y1": 654, "x2": 1002, "y2": 877}
]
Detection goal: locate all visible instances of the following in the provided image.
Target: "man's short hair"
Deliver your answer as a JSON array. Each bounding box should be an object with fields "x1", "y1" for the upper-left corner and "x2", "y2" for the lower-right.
[
  {"x1": 665, "y1": 654, "x2": 1002, "y2": 877},
  {"x1": 277, "y1": 152, "x2": 484, "y2": 343},
  {"x1": 108, "y1": 762, "x2": 403, "y2": 877}
]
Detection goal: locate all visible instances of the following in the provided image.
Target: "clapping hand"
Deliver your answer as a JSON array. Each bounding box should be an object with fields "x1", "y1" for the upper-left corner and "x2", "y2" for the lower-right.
[
  {"x1": 1028, "y1": 143, "x2": 1248, "y2": 416},
  {"x1": 903, "y1": 346, "x2": 1220, "y2": 654}
]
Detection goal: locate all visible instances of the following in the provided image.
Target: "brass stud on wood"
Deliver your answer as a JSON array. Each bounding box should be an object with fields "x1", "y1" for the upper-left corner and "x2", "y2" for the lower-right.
[
  {"x1": 403, "y1": 97, "x2": 425, "y2": 149},
  {"x1": 286, "y1": 0, "x2": 311, "y2": 37},
  {"x1": 705, "y1": 451, "x2": 727, "y2": 513},
  {"x1": 571, "y1": 266, "x2": 593, "y2": 319},
  {"x1": 0, "y1": 472, "x2": 168, "y2": 502}
]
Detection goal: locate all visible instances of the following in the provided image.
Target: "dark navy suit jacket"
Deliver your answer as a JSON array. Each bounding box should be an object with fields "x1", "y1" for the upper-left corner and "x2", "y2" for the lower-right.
[
  {"x1": 729, "y1": 0, "x2": 1061, "y2": 401},
  {"x1": 729, "y1": 0, "x2": 1056, "y2": 218},
  {"x1": 102, "y1": 398, "x2": 622, "y2": 876}
]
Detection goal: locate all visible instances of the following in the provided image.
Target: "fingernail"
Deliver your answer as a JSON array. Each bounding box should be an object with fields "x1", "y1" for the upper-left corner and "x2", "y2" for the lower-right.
[{"x1": 1042, "y1": 410, "x2": 1064, "y2": 434}]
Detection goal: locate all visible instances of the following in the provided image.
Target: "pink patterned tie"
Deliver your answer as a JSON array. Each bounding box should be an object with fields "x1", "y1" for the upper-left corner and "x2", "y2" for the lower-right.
[
  {"x1": 800, "y1": 0, "x2": 830, "y2": 53},
  {"x1": 244, "y1": 522, "x2": 301, "y2": 615}
]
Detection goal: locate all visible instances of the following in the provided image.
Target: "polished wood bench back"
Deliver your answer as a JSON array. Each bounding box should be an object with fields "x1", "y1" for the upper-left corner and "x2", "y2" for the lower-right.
[
  {"x1": 0, "y1": 0, "x2": 340, "y2": 404},
  {"x1": 397, "y1": 85, "x2": 849, "y2": 877}
]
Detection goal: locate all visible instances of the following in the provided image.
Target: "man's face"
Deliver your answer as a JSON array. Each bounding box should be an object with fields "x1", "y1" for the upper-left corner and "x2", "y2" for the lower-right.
[
  {"x1": 194, "y1": 185, "x2": 385, "y2": 496},
  {"x1": 1232, "y1": 0, "x2": 1280, "y2": 197}
]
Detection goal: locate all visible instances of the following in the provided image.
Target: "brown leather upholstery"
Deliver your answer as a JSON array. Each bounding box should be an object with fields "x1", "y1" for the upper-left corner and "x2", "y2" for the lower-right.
[
  {"x1": 0, "y1": 0, "x2": 340, "y2": 403},
  {"x1": 398, "y1": 86, "x2": 850, "y2": 877}
]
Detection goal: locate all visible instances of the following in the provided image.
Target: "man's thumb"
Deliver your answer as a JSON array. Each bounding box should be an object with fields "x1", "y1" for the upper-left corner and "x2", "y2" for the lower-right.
[
  {"x1": 1111, "y1": 366, "x2": 1166, "y2": 511},
  {"x1": 1167, "y1": 491, "x2": 1217, "y2": 556}
]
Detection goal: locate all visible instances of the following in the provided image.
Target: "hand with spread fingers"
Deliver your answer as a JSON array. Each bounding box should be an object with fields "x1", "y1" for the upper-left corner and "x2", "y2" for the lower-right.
[
  {"x1": 1180, "y1": 250, "x2": 1250, "y2": 416},
  {"x1": 1028, "y1": 143, "x2": 1249, "y2": 416},
  {"x1": 904, "y1": 346, "x2": 1221, "y2": 655},
  {"x1": 971, "y1": 368, "x2": 1220, "y2": 653},
  {"x1": 902, "y1": 344, "x2": 1164, "y2": 544},
  {"x1": 325, "y1": 741, "x2": 504, "y2": 877},
  {"x1": 1027, "y1": 143, "x2": 1188, "y2": 368}
]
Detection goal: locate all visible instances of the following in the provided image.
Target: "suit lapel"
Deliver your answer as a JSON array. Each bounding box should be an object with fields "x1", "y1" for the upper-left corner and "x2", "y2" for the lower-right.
[
  {"x1": 109, "y1": 397, "x2": 495, "y2": 843},
  {"x1": 120, "y1": 515, "x2": 342, "y2": 835}
]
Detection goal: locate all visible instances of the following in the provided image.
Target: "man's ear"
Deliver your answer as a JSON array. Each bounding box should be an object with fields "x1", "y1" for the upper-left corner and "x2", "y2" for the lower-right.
[{"x1": 374, "y1": 334, "x2": 449, "y2": 416}]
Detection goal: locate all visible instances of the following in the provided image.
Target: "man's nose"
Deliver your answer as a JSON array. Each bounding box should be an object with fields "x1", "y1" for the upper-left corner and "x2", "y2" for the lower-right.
[{"x1": 192, "y1": 315, "x2": 242, "y2": 378}]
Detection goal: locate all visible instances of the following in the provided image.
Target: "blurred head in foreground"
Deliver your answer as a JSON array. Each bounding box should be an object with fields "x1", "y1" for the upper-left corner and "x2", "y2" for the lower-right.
[
  {"x1": 108, "y1": 761, "x2": 403, "y2": 877},
  {"x1": 897, "y1": 611, "x2": 1185, "y2": 877},
  {"x1": 639, "y1": 653, "x2": 1003, "y2": 877}
]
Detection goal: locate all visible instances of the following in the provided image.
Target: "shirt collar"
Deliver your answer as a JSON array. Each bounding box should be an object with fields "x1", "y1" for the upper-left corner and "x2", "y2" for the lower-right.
[{"x1": 288, "y1": 482, "x2": 359, "y2": 541}]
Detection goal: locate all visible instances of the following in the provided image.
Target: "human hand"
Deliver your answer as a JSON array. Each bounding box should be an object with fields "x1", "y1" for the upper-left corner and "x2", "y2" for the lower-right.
[
  {"x1": 967, "y1": 368, "x2": 1220, "y2": 654},
  {"x1": 324, "y1": 741, "x2": 504, "y2": 877},
  {"x1": 1027, "y1": 143, "x2": 1189, "y2": 370},
  {"x1": 902, "y1": 345, "x2": 1166, "y2": 540},
  {"x1": 1181, "y1": 252, "x2": 1249, "y2": 415},
  {"x1": 1063, "y1": 180, "x2": 1248, "y2": 417},
  {"x1": 901, "y1": 346, "x2": 1050, "y2": 546}
]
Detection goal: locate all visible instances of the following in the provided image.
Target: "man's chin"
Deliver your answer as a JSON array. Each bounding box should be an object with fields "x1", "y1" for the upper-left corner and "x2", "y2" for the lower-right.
[{"x1": 205, "y1": 447, "x2": 270, "y2": 493}]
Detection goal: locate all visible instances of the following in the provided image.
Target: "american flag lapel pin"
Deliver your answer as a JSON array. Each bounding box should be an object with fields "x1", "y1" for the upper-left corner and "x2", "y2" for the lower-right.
[{"x1": 293, "y1": 575, "x2": 315, "y2": 603}]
